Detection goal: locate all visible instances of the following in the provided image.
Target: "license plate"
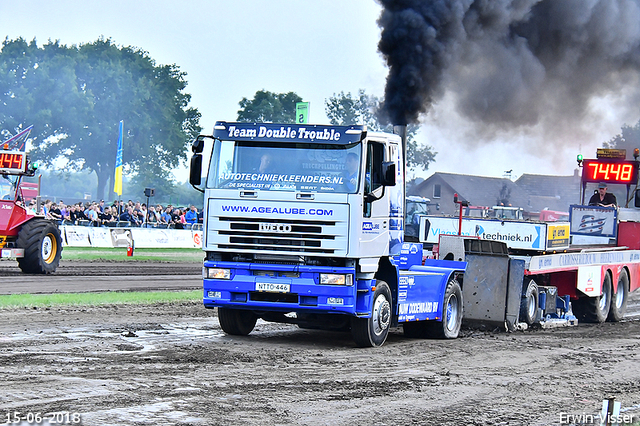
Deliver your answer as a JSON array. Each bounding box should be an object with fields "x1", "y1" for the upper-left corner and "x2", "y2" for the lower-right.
[{"x1": 255, "y1": 282, "x2": 290, "y2": 293}]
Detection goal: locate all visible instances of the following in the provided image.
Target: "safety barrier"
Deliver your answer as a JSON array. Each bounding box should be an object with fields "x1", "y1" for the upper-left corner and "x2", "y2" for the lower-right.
[{"x1": 60, "y1": 225, "x2": 203, "y2": 249}]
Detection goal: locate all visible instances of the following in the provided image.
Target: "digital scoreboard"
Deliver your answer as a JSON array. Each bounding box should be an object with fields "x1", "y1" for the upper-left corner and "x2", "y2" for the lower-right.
[
  {"x1": 581, "y1": 159, "x2": 639, "y2": 185},
  {"x1": 0, "y1": 151, "x2": 27, "y2": 174}
]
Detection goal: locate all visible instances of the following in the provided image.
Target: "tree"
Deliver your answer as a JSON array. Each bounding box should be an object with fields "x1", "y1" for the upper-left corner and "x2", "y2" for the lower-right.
[
  {"x1": 324, "y1": 90, "x2": 436, "y2": 171},
  {"x1": 237, "y1": 90, "x2": 302, "y2": 123},
  {"x1": 604, "y1": 119, "x2": 640, "y2": 156},
  {"x1": 0, "y1": 37, "x2": 201, "y2": 201}
]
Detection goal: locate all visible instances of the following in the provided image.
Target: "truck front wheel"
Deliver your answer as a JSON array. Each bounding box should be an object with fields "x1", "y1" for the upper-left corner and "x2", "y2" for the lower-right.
[
  {"x1": 16, "y1": 219, "x2": 62, "y2": 274},
  {"x1": 607, "y1": 270, "x2": 628, "y2": 322},
  {"x1": 218, "y1": 308, "x2": 257, "y2": 336},
  {"x1": 351, "y1": 281, "x2": 392, "y2": 347},
  {"x1": 574, "y1": 273, "x2": 612, "y2": 323}
]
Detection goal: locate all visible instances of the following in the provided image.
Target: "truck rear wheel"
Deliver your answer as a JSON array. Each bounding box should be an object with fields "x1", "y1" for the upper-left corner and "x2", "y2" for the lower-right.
[
  {"x1": 351, "y1": 281, "x2": 391, "y2": 347},
  {"x1": 574, "y1": 273, "x2": 612, "y2": 323},
  {"x1": 607, "y1": 270, "x2": 628, "y2": 322},
  {"x1": 424, "y1": 279, "x2": 463, "y2": 339},
  {"x1": 519, "y1": 279, "x2": 539, "y2": 325},
  {"x1": 16, "y1": 219, "x2": 62, "y2": 274},
  {"x1": 218, "y1": 308, "x2": 257, "y2": 336}
]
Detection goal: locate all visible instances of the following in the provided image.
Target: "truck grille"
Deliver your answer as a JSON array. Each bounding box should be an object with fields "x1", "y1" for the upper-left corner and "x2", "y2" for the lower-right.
[
  {"x1": 208, "y1": 200, "x2": 349, "y2": 257},
  {"x1": 217, "y1": 217, "x2": 337, "y2": 254}
]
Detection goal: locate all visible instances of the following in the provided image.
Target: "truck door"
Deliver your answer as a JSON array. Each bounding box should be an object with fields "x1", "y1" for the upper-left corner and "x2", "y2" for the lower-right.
[{"x1": 360, "y1": 140, "x2": 390, "y2": 256}]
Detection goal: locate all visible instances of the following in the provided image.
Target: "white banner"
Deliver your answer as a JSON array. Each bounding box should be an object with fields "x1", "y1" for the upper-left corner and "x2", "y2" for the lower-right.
[{"x1": 61, "y1": 226, "x2": 203, "y2": 249}]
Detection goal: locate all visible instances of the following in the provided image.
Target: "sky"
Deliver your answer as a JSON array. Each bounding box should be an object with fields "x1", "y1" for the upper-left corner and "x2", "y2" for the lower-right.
[{"x1": 1, "y1": 0, "x2": 637, "y2": 183}]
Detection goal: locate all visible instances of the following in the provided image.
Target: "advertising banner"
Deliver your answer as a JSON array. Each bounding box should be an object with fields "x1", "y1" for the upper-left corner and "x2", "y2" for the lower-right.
[
  {"x1": 569, "y1": 205, "x2": 617, "y2": 237},
  {"x1": 420, "y1": 216, "x2": 548, "y2": 251},
  {"x1": 61, "y1": 226, "x2": 203, "y2": 249}
]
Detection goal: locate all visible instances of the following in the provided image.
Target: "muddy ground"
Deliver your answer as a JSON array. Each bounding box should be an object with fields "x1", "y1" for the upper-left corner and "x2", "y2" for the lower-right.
[{"x1": 1, "y1": 261, "x2": 640, "y2": 426}]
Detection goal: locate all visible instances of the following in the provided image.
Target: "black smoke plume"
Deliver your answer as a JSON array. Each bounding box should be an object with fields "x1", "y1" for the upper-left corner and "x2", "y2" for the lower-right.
[{"x1": 377, "y1": 0, "x2": 640, "y2": 131}]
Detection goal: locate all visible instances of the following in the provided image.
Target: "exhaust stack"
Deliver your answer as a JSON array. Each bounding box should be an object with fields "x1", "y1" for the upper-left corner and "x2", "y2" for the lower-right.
[{"x1": 393, "y1": 125, "x2": 407, "y2": 238}]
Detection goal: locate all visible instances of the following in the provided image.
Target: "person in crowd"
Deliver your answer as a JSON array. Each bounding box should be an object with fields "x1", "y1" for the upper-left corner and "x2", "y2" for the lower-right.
[
  {"x1": 48, "y1": 203, "x2": 63, "y2": 222},
  {"x1": 171, "y1": 208, "x2": 184, "y2": 229},
  {"x1": 588, "y1": 182, "x2": 617, "y2": 207},
  {"x1": 197, "y1": 208, "x2": 204, "y2": 223},
  {"x1": 161, "y1": 206, "x2": 173, "y2": 224},
  {"x1": 42, "y1": 200, "x2": 52, "y2": 217},
  {"x1": 99, "y1": 206, "x2": 117, "y2": 226},
  {"x1": 119, "y1": 206, "x2": 141, "y2": 226},
  {"x1": 78, "y1": 203, "x2": 88, "y2": 221},
  {"x1": 146, "y1": 207, "x2": 158, "y2": 227},
  {"x1": 26, "y1": 200, "x2": 38, "y2": 215},
  {"x1": 185, "y1": 205, "x2": 198, "y2": 225},
  {"x1": 98, "y1": 200, "x2": 105, "y2": 213},
  {"x1": 85, "y1": 203, "x2": 100, "y2": 226},
  {"x1": 59, "y1": 203, "x2": 68, "y2": 219}
]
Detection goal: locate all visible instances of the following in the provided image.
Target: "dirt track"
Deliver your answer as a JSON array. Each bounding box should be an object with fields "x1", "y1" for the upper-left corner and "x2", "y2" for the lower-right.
[{"x1": 1, "y1": 260, "x2": 640, "y2": 425}]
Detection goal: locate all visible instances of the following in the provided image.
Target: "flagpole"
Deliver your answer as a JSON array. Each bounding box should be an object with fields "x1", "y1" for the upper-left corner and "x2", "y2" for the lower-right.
[{"x1": 114, "y1": 120, "x2": 124, "y2": 215}]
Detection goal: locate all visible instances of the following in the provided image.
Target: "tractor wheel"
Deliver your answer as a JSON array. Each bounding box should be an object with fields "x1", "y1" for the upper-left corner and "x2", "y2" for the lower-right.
[
  {"x1": 573, "y1": 273, "x2": 612, "y2": 323},
  {"x1": 217, "y1": 308, "x2": 257, "y2": 336},
  {"x1": 607, "y1": 270, "x2": 629, "y2": 322},
  {"x1": 16, "y1": 219, "x2": 62, "y2": 274},
  {"x1": 351, "y1": 281, "x2": 392, "y2": 347}
]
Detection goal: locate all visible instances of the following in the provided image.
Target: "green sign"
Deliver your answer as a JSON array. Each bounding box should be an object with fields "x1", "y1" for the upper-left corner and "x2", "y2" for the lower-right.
[{"x1": 296, "y1": 102, "x2": 309, "y2": 124}]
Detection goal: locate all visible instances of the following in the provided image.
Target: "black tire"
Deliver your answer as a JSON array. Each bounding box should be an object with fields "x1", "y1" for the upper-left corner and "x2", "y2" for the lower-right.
[
  {"x1": 424, "y1": 279, "x2": 463, "y2": 339},
  {"x1": 217, "y1": 308, "x2": 257, "y2": 336},
  {"x1": 519, "y1": 279, "x2": 539, "y2": 325},
  {"x1": 608, "y1": 270, "x2": 629, "y2": 322},
  {"x1": 573, "y1": 273, "x2": 612, "y2": 323},
  {"x1": 351, "y1": 281, "x2": 392, "y2": 347},
  {"x1": 16, "y1": 219, "x2": 62, "y2": 274}
]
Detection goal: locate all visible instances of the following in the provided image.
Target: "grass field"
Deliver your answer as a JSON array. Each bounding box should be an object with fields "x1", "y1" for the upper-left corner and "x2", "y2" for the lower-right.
[
  {"x1": 0, "y1": 247, "x2": 205, "y2": 308},
  {"x1": 61, "y1": 246, "x2": 204, "y2": 262},
  {"x1": 0, "y1": 290, "x2": 202, "y2": 309}
]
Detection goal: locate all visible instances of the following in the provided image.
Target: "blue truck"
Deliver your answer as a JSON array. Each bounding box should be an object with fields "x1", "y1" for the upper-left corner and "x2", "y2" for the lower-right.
[{"x1": 189, "y1": 122, "x2": 466, "y2": 347}]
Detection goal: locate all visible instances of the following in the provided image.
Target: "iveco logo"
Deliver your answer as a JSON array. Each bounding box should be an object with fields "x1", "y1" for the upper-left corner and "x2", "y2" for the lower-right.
[{"x1": 259, "y1": 223, "x2": 292, "y2": 233}]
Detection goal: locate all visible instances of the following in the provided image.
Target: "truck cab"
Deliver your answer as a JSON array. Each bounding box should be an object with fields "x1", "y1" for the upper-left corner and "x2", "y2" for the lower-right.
[{"x1": 190, "y1": 122, "x2": 466, "y2": 347}]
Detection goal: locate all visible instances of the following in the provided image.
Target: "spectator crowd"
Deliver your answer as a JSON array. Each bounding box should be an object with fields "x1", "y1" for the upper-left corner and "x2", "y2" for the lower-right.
[{"x1": 27, "y1": 199, "x2": 203, "y2": 229}]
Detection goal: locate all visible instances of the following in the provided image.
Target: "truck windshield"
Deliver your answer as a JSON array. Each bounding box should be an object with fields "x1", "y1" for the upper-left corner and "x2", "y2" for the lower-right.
[{"x1": 206, "y1": 140, "x2": 362, "y2": 193}]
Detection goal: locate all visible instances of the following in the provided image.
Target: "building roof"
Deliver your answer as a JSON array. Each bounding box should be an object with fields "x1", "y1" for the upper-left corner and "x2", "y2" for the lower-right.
[{"x1": 412, "y1": 171, "x2": 583, "y2": 213}]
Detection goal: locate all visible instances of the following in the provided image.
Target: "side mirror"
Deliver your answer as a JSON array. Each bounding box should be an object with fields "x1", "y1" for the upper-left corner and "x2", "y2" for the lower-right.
[
  {"x1": 190, "y1": 154, "x2": 203, "y2": 187},
  {"x1": 381, "y1": 161, "x2": 396, "y2": 186},
  {"x1": 192, "y1": 136, "x2": 205, "y2": 154}
]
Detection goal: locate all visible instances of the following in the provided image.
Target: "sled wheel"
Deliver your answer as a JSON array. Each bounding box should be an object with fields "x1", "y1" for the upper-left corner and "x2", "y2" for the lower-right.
[
  {"x1": 519, "y1": 279, "x2": 539, "y2": 325},
  {"x1": 351, "y1": 281, "x2": 392, "y2": 347},
  {"x1": 217, "y1": 308, "x2": 257, "y2": 336},
  {"x1": 574, "y1": 273, "x2": 612, "y2": 323},
  {"x1": 16, "y1": 219, "x2": 62, "y2": 274},
  {"x1": 424, "y1": 279, "x2": 463, "y2": 339},
  {"x1": 608, "y1": 270, "x2": 628, "y2": 322}
]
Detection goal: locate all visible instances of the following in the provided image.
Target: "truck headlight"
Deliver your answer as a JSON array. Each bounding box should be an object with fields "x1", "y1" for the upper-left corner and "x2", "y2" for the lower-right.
[
  {"x1": 320, "y1": 273, "x2": 353, "y2": 286},
  {"x1": 205, "y1": 267, "x2": 231, "y2": 279}
]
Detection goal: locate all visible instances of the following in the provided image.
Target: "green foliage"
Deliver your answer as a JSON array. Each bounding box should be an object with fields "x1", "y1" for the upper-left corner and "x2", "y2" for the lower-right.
[
  {"x1": 237, "y1": 90, "x2": 303, "y2": 123},
  {"x1": 604, "y1": 119, "x2": 640, "y2": 156},
  {"x1": 325, "y1": 90, "x2": 436, "y2": 171},
  {"x1": 0, "y1": 37, "x2": 202, "y2": 201}
]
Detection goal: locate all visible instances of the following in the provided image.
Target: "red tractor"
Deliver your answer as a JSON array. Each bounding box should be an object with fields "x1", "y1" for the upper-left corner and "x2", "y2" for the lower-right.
[{"x1": 0, "y1": 142, "x2": 62, "y2": 273}]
